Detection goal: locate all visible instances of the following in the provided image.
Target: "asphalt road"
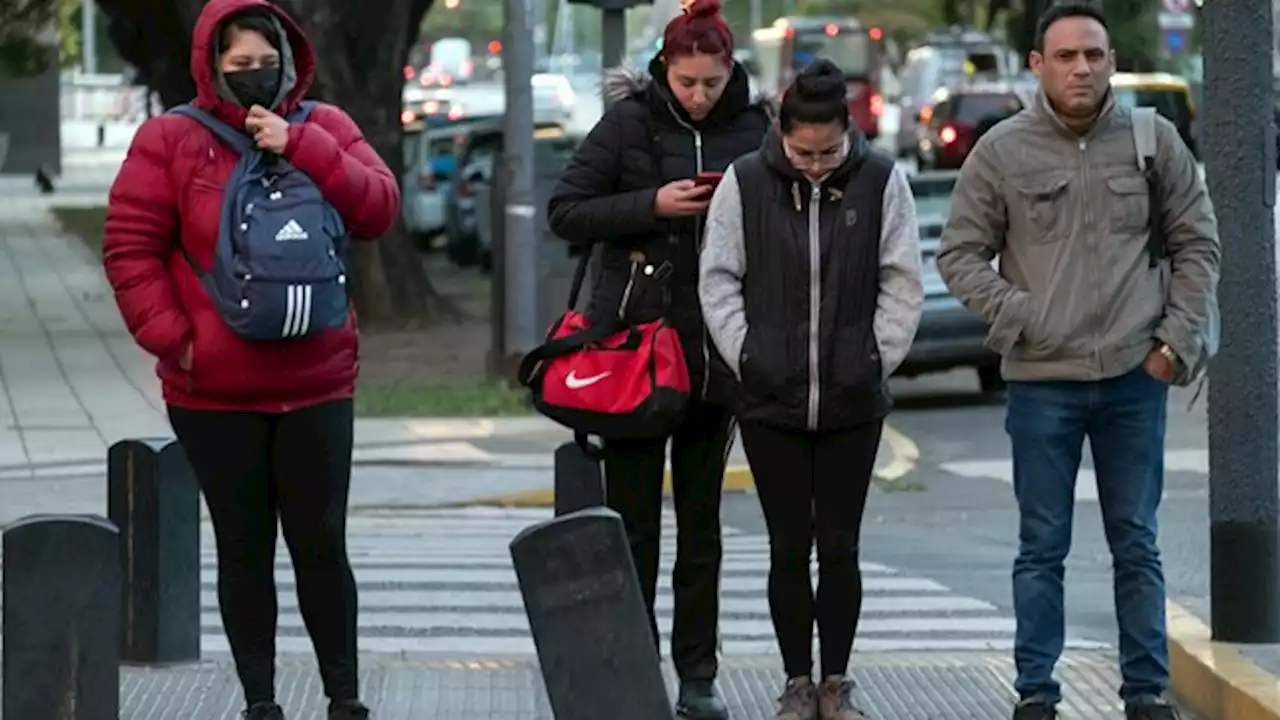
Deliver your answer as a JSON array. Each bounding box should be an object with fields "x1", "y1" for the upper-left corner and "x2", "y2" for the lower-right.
[{"x1": 721, "y1": 367, "x2": 1214, "y2": 649}]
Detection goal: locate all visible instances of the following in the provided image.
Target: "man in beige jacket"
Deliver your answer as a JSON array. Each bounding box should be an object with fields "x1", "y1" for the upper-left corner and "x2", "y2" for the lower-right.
[{"x1": 937, "y1": 4, "x2": 1220, "y2": 720}]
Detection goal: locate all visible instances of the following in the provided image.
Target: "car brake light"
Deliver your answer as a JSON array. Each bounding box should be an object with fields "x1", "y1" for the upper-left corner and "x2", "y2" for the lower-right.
[
  {"x1": 870, "y1": 93, "x2": 884, "y2": 117},
  {"x1": 418, "y1": 172, "x2": 436, "y2": 190},
  {"x1": 457, "y1": 180, "x2": 474, "y2": 198},
  {"x1": 919, "y1": 105, "x2": 933, "y2": 122},
  {"x1": 400, "y1": 109, "x2": 415, "y2": 125},
  {"x1": 939, "y1": 125, "x2": 958, "y2": 145}
]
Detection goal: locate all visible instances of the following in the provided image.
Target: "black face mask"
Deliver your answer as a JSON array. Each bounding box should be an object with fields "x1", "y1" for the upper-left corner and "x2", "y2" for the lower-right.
[{"x1": 223, "y1": 67, "x2": 281, "y2": 110}]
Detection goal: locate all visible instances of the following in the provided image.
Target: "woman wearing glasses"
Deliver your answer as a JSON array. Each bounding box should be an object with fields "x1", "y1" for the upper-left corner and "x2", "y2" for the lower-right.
[{"x1": 697, "y1": 59, "x2": 924, "y2": 720}]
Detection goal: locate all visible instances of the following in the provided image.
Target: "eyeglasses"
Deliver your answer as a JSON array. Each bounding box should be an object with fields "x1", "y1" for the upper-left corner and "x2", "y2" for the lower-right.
[{"x1": 783, "y1": 138, "x2": 848, "y2": 169}]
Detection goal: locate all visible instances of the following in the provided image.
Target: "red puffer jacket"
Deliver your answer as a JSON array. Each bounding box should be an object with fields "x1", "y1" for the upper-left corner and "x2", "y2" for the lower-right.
[{"x1": 103, "y1": 0, "x2": 399, "y2": 413}]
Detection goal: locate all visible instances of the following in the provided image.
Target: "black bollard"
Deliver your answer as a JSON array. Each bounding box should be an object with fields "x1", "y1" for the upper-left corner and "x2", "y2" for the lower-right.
[
  {"x1": 510, "y1": 507, "x2": 672, "y2": 720},
  {"x1": 553, "y1": 440, "x2": 605, "y2": 517},
  {"x1": 107, "y1": 438, "x2": 201, "y2": 664},
  {"x1": 2, "y1": 514, "x2": 122, "y2": 720}
]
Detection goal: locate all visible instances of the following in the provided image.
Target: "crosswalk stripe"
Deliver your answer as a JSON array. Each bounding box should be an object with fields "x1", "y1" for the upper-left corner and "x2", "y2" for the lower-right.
[
  {"x1": 940, "y1": 449, "x2": 1209, "y2": 503},
  {"x1": 191, "y1": 506, "x2": 1109, "y2": 657},
  {"x1": 196, "y1": 590, "x2": 997, "y2": 614}
]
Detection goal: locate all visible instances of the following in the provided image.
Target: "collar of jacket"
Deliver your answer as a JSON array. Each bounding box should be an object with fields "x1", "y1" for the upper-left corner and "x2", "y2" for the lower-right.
[
  {"x1": 600, "y1": 55, "x2": 754, "y2": 131},
  {"x1": 1031, "y1": 85, "x2": 1119, "y2": 140}
]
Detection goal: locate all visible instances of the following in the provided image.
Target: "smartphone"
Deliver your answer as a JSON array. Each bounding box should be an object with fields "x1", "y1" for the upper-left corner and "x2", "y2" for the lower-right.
[{"x1": 693, "y1": 171, "x2": 723, "y2": 190}]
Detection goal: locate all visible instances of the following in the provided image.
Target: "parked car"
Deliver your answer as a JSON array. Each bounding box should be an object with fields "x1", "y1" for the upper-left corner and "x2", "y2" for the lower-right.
[
  {"x1": 475, "y1": 125, "x2": 582, "y2": 271},
  {"x1": 897, "y1": 170, "x2": 1004, "y2": 393},
  {"x1": 443, "y1": 119, "x2": 568, "y2": 270},
  {"x1": 401, "y1": 122, "x2": 460, "y2": 249},
  {"x1": 914, "y1": 81, "x2": 1027, "y2": 171}
]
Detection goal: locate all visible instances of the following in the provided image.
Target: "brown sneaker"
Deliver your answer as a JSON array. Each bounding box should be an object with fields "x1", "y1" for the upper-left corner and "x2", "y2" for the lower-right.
[
  {"x1": 818, "y1": 676, "x2": 869, "y2": 720},
  {"x1": 776, "y1": 677, "x2": 818, "y2": 720}
]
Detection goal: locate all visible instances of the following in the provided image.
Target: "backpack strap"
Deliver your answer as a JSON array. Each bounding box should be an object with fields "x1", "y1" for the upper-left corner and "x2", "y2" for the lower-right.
[
  {"x1": 169, "y1": 101, "x2": 316, "y2": 154},
  {"x1": 1131, "y1": 107, "x2": 1164, "y2": 269},
  {"x1": 287, "y1": 100, "x2": 318, "y2": 123},
  {"x1": 1132, "y1": 107, "x2": 1157, "y2": 173},
  {"x1": 167, "y1": 103, "x2": 255, "y2": 155}
]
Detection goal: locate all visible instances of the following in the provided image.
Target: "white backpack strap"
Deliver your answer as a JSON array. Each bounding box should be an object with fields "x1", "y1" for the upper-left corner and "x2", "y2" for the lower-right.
[{"x1": 1132, "y1": 107, "x2": 1157, "y2": 173}]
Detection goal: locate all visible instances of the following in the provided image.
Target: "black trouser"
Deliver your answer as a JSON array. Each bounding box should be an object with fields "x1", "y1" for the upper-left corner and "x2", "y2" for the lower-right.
[
  {"x1": 168, "y1": 399, "x2": 359, "y2": 705},
  {"x1": 738, "y1": 418, "x2": 883, "y2": 680},
  {"x1": 603, "y1": 399, "x2": 734, "y2": 682}
]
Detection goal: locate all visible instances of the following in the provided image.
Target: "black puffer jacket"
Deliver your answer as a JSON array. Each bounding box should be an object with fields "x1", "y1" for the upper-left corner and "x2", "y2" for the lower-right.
[{"x1": 547, "y1": 56, "x2": 772, "y2": 405}]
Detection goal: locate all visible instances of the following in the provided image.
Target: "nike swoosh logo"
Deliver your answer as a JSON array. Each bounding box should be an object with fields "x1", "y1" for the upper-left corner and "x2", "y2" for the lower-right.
[{"x1": 565, "y1": 370, "x2": 612, "y2": 389}]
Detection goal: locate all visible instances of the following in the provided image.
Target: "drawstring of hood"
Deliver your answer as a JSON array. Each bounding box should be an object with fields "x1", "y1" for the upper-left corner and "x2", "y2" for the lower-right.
[{"x1": 765, "y1": 127, "x2": 868, "y2": 213}]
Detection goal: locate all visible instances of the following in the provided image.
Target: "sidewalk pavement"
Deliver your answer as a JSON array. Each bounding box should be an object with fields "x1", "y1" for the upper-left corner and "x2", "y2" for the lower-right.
[
  {"x1": 1167, "y1": 599, "x2": 1280, "y2": 720},
  {"x1": 108, "y1": 651, "x2": 1134, "y2": 719},
  {"x1": 0, "y1": 205, "x2": 918, "y2": 507}
]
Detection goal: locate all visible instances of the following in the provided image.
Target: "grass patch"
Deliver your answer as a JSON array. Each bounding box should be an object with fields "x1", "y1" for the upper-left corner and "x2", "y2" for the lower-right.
[
  {"x1": 50, "y1": 206, "x2": 107, "y2": 256},
  {"x1": 874, "y1": 478, "x2": 928, "y2": 493},
  {"x1": 354, "y1": 380, "x2": 532, "y2": 417}
]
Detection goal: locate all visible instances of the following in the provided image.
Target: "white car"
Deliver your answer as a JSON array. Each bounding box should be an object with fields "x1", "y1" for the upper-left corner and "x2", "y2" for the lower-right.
[
  {"x1": 401, "y1": 127, "x2": 456, "y2": 245},
  {"x1": 531, "y1": 73, "x2": 576, "y2": 126}
]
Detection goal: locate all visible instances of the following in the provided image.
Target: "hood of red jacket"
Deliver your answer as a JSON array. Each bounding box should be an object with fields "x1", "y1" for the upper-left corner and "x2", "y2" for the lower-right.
[{"x1": 190, "y1": 0, "x2": 316, "y2": 125}]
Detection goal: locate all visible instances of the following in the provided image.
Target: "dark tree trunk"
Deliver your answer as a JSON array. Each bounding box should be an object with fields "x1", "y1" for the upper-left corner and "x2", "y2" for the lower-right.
[{"x1": 96, "y1": 0, "x2": 444, "y2": 325}]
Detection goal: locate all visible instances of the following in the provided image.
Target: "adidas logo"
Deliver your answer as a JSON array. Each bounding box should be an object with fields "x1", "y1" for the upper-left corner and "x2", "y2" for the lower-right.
[{"x1": 275, "y1": 219, "x2": 309, "y2": 242}]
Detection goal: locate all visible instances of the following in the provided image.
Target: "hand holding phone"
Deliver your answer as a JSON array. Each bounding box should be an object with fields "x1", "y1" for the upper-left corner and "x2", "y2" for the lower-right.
[
  {"x1": 656, "y1": 178, "x2": 715, "y2": 218},
  {"x1": 693, "y1": 171, "x2": 724, "y2": 189}
]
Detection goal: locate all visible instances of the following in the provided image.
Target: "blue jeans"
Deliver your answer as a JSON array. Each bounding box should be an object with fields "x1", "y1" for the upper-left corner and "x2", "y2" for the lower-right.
[{"x1": 1006, "y1": 366, "x2": 1169, "y2": 704}]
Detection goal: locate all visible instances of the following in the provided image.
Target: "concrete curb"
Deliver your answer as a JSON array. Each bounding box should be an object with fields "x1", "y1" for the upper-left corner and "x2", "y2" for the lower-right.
[
  {"x1": 1168, "y1": 600, "x2": 1280, "y2": 719},
  {"x1": 457, "y1": 423, "x2": 922, "y2": 508}
]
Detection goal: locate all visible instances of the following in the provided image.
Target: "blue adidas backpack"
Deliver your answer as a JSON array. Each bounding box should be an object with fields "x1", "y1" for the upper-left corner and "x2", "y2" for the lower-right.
[{"x1": 168, "y1": 102, "x2": 350, "y2": 341}]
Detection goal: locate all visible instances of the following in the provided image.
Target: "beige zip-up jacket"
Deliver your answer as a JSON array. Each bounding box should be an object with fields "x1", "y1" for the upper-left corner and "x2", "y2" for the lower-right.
[{"x1": 937, "y1": 90, "x2": 1220, "y2": 382}]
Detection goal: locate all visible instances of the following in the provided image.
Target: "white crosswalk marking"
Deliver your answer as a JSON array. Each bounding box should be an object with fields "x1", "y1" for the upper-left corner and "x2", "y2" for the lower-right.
[
  {"x1": 941, "y1": 449, "x2": 1209, "y2": 502},
  {"x1": 198, "y1": 507, "x2": 1109, "y2": 657}
]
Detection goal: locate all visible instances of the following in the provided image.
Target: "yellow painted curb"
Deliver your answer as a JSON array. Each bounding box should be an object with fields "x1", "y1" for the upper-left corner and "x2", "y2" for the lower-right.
[
  {"x1": 1168, "y1": 600, "x2": 1280, "y2": 720},
  {"x1": 468, "y1": 423, "x2": 919, "y2": 508}
]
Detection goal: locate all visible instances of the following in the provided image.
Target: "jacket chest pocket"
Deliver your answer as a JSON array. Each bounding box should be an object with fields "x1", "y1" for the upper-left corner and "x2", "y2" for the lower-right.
[
  {"x1": 1009, "y1": 175, "x2": 1070, "y2": 244},
  {"x1": 1106, "y1": 174, "x2": 1151, "y2": 233}
]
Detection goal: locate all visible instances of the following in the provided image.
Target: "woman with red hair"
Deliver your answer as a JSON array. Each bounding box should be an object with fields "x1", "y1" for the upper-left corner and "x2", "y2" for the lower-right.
[{"x1": 547, "y1": 0, "x2": 769, "y2": 717}]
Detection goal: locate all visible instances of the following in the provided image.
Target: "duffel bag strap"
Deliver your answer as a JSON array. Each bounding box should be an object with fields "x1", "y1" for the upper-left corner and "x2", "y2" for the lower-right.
[
  {"x1": 574, "y1": 432, "x2": 606, "y2": 461},
  {"x1": 515, "y1": 318, "x2": 639, "y2": 388}
]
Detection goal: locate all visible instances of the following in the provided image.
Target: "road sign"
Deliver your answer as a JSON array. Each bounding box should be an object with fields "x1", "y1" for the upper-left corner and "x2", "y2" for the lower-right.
[
  {"x1": 1159, "y1": 11, "x2": 1195, "y2": 29},
  {"x1": 1164, "y1": 28, "x2": 1189, "y2": 54}
]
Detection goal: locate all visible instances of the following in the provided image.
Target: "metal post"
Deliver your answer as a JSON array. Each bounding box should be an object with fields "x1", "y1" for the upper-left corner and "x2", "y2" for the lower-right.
[
  {"x1": 594, "y1": 7, "x2": 628, "y2": 286},
  {"x1": 1204, "y1": 0, "x2": 1280, "y2": 642},
  {"x1": 601, "y1": 10, "x2": 627, "y2": 100},
  {"x1": 82, "y1": 0, "x2": 97, "y2": 74},
  {"x1": 503, "y1": 0, "x2": 540, "y2": 364}
]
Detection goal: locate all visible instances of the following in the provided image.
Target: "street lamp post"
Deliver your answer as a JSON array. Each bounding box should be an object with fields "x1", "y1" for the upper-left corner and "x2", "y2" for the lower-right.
[{"x1": 1203, "y1": 0, "x2": 1280, "y2": 642}]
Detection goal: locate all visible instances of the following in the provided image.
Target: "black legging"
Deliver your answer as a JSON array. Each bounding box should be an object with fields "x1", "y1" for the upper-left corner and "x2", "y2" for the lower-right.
[
  {"x1": 168, "y1": 399, "x2": 358, "y2": 704},
  {"x1": 738, "y1": 418, "x2": 883, "y2": 679}
]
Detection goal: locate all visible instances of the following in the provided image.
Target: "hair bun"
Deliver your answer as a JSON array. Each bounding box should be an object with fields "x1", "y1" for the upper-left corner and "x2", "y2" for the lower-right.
[
  {"x1": 794, "y1": 59, "x2": 846, "y2": 102},
  {"x1": 682, "y1": 0, "x2": 723, "y2": 20}
]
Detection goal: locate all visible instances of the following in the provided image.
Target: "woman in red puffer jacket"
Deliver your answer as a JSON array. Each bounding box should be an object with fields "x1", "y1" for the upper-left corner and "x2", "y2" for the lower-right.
[{"x1": 101, "y1": 0, "x2": 397, "y2": 718}]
